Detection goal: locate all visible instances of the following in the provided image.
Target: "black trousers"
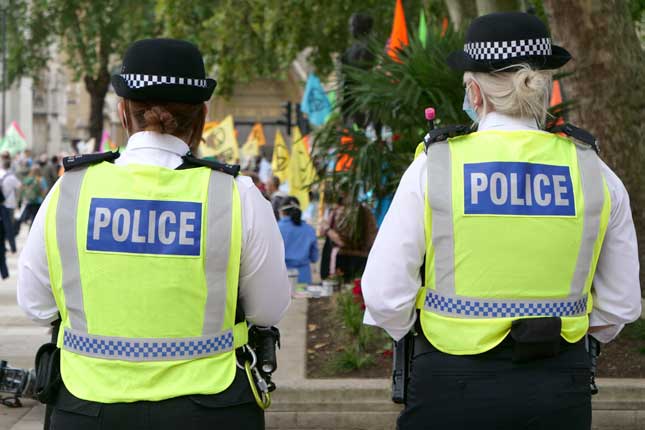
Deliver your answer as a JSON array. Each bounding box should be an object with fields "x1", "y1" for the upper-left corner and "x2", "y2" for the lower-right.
[
  {"x1": 50, "y1": 368, "x2": 264, "y2": 430},
  {"x1": 0, "y1": 217, "x2": 7, "y2": 279},
  {"x1": 0, "y1": 205, "x2": 16, "y2": 253},
  {"x1": 398, "y1": 336, "x2": 592, "y2": 430}
]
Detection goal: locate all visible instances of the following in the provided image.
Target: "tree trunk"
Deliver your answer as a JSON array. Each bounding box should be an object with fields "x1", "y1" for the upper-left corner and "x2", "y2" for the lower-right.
[
  {"x1": 543, "y1": 0, "x2": 645, "y2": 291},
  {"x1": 84, "y1": 67, "x2": 110, "y2": 151},
  {"x1": 444, "y1": 0, "x2": 478, "y2": 29},
  {"x1": 476, "y1": 0, "x2": 519, "y2": 15}
]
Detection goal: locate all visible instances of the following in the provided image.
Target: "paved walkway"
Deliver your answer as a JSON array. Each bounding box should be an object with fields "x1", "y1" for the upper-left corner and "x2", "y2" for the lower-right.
[
  {"x1": 0, "y1": 230, "x2": 308, "y2": 430},
  {"x1": 0, "y1": 229, "x2": 49, "y2": 430}
]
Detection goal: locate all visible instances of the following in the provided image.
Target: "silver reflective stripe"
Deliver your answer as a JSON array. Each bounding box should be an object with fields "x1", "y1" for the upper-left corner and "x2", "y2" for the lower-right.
[
  {"x1": 427, "y1": 142, "x2": 455, "y2": 295},
  {"x1": 568, "y1": 146, "x2": 604, "y2": 299},
  {"x1": 62, "y1": 327, "x2": 233, "y2": 362},
  {"x1": 57, "y1": 168, "x2": 88, "y2": 332},
  {"x1": 202, "y1": 171, "x2": 233, "y2": 333},
  {"x1": 425, "y1": 290, "x2": 588, "y2": 319}
]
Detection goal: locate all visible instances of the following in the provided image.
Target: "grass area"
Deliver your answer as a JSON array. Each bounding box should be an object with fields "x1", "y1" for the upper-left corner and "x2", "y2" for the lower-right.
[
  {"x1": 622, "y1": 319, "x2": 645, "y2": 340},
  {"x1": 326, "y1": 290, "x2": 390, "y2": 374},
  {"x1": 621, "y1": 319, "x2": 645, "y2": 354}
]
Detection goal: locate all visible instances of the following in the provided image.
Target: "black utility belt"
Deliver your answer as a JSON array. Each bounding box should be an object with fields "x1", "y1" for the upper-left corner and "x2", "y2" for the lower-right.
[{"x1": 416, "y1": 317, "x2": 578, "y2": 363}]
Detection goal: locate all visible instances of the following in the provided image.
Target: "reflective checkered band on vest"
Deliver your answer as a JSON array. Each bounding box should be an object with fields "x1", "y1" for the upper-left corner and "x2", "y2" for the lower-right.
[
  {"x1": 424, "y1": 290, "x2": 588, "y2": 319},
  {"x1": 63, "y1": 327, "x2": 234, "y2": 362},
  {"x1": 120, "y1": 74, "x2": 208, "y2": 89},
  {"x1": 464, "y1": 38, "x2": 552, "y2": 61}
]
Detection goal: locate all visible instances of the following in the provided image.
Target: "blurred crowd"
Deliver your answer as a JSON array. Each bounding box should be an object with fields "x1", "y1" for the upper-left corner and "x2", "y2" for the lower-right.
[
  {"x1": 0, "y1": 149, "x2": 62, "y2": 279},
  {"x1": 0, "y1": 149, "x2": 378, "y2": 288},
  {"x1": 246, "y1": 167, "x2": 377, "y2": 288}
]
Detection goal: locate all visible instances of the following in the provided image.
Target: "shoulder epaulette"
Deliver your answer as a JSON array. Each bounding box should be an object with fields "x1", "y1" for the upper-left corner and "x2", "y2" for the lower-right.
[
  {"x1": 551, "y1": 123, "x2": 599, "y2": 154},
  {"x1": 424, "y1": 125, "x2": 471, "y2": 153},
  {"x1": 63, "y1": 151, "x2": 120, "y2": 171},
  {"x1": 177, "y1": 155, "x2": 240, "y2": 177}
]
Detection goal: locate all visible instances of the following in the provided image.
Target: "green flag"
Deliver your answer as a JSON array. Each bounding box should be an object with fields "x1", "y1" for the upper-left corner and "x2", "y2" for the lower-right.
[
  {"x1": 419, "y1": 9, "x2": 428, "y2": 48},
  {"x1": 0, "y1": 121, "x2": 27, "y2": 155}
]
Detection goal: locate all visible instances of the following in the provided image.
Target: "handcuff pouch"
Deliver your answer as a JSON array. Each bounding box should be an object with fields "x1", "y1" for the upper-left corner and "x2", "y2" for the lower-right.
[
  {"x1": 510, "y1": 317, "x2": 562, "y2": 363},
  {"x1": 33, "y1": 343, "x2": 61, "y2": 404}
]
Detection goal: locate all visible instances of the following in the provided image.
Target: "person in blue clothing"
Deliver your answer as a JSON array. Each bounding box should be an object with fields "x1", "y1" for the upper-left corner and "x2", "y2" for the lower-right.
[{"x1": 278, "y1": 196, "x2": 319, "y2": 284}]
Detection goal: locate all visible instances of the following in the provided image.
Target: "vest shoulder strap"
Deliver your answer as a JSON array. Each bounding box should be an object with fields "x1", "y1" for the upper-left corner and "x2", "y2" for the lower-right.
[
  {"x1": 63, "y1": 151, "x2": 120, "y2": 172},
  {"x1": 177, "y1": 155, "x2": 240, "y2": 177},
  {"x1": 551, "y1": 123, "x2": 599, "y2": 154},
  {"x1": 424, "y1": 125, "x2": 471, "y2": 153}
]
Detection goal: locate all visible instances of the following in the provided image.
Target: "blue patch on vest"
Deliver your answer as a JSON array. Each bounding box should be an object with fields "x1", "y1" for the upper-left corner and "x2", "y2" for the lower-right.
[
  {"x1": 87, "y1": 198, "x2": 202, "y2": 256},
  {"x1": 464, "y1": 162, "x2": 575, "y2": 216}
]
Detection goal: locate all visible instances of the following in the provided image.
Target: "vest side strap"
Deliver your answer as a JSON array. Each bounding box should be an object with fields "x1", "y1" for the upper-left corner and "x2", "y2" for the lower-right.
[{"x1": 233, "y1": 321, "x2": 248, "y2": 348}]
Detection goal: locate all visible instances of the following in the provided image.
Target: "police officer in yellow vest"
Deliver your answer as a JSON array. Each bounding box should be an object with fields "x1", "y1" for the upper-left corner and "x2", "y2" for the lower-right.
[
  {"x1": 17, "y1": 39, "x2": 291, "y2": 429},
  {"x1": 362, "y1": 12, "x2": 641, "y2": 430}
]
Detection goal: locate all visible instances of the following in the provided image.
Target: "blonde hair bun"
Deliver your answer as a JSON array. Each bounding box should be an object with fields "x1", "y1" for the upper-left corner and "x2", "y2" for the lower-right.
[{"x1": 464, "y1": 64, "x2": 553, "y2": 127}]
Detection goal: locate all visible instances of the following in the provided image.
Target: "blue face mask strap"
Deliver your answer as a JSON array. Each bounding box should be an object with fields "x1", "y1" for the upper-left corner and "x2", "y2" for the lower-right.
[{"x1": 462, "y1": 83, "x2": 479, "y2": 124}]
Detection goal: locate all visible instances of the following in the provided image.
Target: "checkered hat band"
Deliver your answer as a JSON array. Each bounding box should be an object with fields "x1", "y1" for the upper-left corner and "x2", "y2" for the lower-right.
[
  {"x1": 120, "y1": 74, "x2": 209, "y2": 90},
  {"x1": 424, "y1": 290, "x2": 587, "y2": 319},
  {"x1": 62, "y1": 328, "x2": 234, "y2": 362},
  {"x1": 464, "y1": 38, "x2": 552, "y2": 61}
]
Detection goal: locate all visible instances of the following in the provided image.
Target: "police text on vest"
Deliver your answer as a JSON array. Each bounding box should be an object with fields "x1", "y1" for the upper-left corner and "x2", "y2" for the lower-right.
[
  {"x1": 87, "y1": 198, "x2": 202, "y2": 256},
  {"x1": 464, "y1": 162, "x2": 575, "y2": 216}
]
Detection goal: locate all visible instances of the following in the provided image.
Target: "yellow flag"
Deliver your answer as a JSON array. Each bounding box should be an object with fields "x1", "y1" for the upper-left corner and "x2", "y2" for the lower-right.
[
  {"x1": 289, "y1": 127, "x2": 318, "y2": 210},
  {"x1": 250, "y1": 122, "x2": 267, "y2": 147},
  {"x1": 240, "y1": 123, "x2": 265, "y2": 161},
  {"x1": 203, "y1": 120, "x2": 219, "y2": 134},
  {"x1": 271, "y1": 129, "x2": 290, "y2": 183},
  {"x1": 201, "y1": 115, "x2": 239, "y2": 163}
]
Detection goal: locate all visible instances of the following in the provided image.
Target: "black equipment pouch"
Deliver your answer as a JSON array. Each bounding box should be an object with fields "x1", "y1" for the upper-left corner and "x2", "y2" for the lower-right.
[
  {"x1": 392, "y1": 332, "x2": 413, "y2": 404},
  {"x1": 586, "y1": 335, "x2": 601, "y2": 395},
  {"x1": 33, "y1": 343, "x2": 61, "y2": 404},
  {"x1": 510, "y1": 317, "x2": 562, "y2": 363}
]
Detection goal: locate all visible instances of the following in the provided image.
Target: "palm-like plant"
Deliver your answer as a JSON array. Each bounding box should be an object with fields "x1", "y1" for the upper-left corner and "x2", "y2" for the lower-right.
[{"x1": 313, "y1": 21, "x2": 467, "y2": 230}]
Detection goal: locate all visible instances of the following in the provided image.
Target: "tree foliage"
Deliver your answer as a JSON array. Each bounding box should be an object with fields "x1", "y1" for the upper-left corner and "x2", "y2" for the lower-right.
[
  {"x1": 7, "y1": 0, "x2": 160, "y2": 143},
  {"x1": 156, "y1": 0, "x2": 428, "y2": 94},
  {"x1": 8, "y1": 0, "x2": 158, "y2": 84}
]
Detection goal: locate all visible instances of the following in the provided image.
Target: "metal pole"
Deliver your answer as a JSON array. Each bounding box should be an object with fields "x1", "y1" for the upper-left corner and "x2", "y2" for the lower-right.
[{"x1": 1, "y1": 7, "x2": 6, "y2": 137}]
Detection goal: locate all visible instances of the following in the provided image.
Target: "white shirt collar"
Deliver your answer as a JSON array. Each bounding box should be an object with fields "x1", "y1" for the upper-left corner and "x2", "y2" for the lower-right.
[
  {"x1": 123, "y1": 131, "x2": 190, "y2": 156},
  {"x1": 477, "y1": 112, "x2": 540, "y2": 132}
]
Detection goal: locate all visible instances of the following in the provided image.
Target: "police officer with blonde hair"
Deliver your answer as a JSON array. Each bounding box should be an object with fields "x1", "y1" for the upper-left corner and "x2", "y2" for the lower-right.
[
  {"x1": 17, "y1": 38, "x2": 290, "y2": 429},
  {"x1": 362, "y1": 12, "x2": 640, "y2": 430}
]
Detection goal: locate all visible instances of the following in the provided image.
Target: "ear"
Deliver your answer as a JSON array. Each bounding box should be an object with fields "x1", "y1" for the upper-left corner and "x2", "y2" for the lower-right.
[{"x1": 469, "y1": 81, "x2": 483, "y2": 109}]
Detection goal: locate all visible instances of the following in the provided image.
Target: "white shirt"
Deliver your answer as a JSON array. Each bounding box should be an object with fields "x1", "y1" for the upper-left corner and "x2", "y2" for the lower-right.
[
  {"x1": 17, "y1": 131, "x2": 291, "y2": 327},
  {"x1": 362, "y1": 112, "x2": 641, "y2": 343},
  {"x1": 0, "y1": 169, "x2": 22, "y2": 209}
]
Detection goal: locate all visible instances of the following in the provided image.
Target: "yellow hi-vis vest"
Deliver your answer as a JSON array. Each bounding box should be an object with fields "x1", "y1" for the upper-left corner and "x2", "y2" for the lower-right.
[
  {"x1": 45, "y1": 161, "x2": 247, "y2": 403},
  {"x1": 416, "y1": 130, "x2": 611, "y2": 355}
]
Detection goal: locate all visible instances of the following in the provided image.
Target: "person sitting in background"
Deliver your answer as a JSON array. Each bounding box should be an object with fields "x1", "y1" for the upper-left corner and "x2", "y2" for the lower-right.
[
  {"x1": 322, "y1": 196, "x2": 377, "y2": 282},
  {"x1": 278, "y1": 196, "x2": 319, "y2": 284}
]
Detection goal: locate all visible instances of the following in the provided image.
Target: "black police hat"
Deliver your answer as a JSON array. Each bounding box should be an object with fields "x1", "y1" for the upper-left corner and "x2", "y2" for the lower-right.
[
  {"x1": 447, "y1": 12, "x2": 571, "y2": 72},
  {"x1": 111, "y1": 38, "x2": 217, "y2": 104}
]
